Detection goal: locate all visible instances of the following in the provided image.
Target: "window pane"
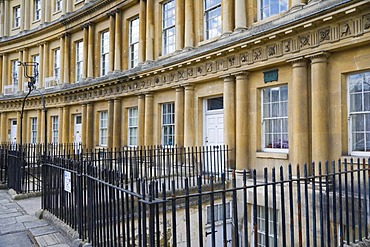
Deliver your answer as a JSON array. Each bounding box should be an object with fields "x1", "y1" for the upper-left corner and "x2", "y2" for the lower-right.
[{"x1": 207, "y1": 97, "x2": 223, "y2": 110}]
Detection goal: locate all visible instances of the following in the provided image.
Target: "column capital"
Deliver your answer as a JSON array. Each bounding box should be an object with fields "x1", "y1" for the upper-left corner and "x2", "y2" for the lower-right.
[
  {"x1": 219, "y1": 74, "x2": 234, "y2": 80},
  {"x1": 81, "y1": 22, "x2": 93, "y2": 29},
  {"x1": 233, "y1": 71, "x2": 250, "y2": 79},
  {"x1": 305, "y1": 51, "x2": 330, "y2": 62}
]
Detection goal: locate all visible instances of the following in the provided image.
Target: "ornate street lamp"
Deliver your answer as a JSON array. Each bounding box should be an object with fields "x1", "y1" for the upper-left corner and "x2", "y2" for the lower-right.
[{"x1": 18, "y1": 61, "x2": 47, "y2": 158}]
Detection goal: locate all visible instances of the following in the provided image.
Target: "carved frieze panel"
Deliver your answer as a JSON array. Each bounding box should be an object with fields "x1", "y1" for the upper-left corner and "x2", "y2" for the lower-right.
[
  {"x1": 216, "y1": 59, "x2": 226, "y2": 71},
  {"x1": 364, "y1": 14, "x2": 370, "y2": 31},
  {"x1": 298, "y1": 33, "x2": 311, "y2": 49},
  {"x1": 240, "y1": 51, "x2": 251, "y2": 64},
  {"x1": 253, "y1": 48, "x2": 263, "y2": 61},
  {"x1": 318, "y1": 27, "x2": 331, "y2": 44}
]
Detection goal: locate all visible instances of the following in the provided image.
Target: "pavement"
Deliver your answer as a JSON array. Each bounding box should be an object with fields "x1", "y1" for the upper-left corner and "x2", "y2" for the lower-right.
[{"x1": 0, "y1": 189, "x2": 73, "y2": 247}]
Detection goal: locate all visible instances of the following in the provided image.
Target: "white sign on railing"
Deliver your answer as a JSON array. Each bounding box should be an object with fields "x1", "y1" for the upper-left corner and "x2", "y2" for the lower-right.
[{"x1": 64, "y1": 171, "x2": 71, "y2": 193}]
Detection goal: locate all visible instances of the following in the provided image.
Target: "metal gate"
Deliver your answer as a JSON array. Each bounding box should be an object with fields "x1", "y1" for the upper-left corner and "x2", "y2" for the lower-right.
[{"x1": 7, "y1": 150, "x2": 23, "y2": 193}]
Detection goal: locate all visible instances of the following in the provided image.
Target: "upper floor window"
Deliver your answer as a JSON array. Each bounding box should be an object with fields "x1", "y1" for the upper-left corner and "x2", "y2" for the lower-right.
[
  {"x1": 30, "y1": 118, "x2": 37, "y2": 144},
  {"x1": 204, "y1": 0, "x2": 221, "y2": 40},
  {"x1": 52, "y1": 116, "x2": 59, "y2": 144},
  {"x1": 129, "y1": 17, "x2": 139, "y2": 68},
  {"x1": 11, "y1": 60, "x2": 19, "y2": 86},
  {"x1": 162, "y1": 0, "x2": 176, "y2": 55},
  {"x1": 162, "y1": 103, "x2": 175, "y2": 146},
  {"x1": 100, "y1": 31, "x2": 109, "y2": 76},
  {"x1": 262, "y1": 85, "x2": 288, "y2": 152},
  {"x1": 13, "y1": 6, "x2": 21, "y2": 28},
  {"x1": 259, "y1": 0, "x2": 288, "y2": 20},
  {"x1": 76, "y1": 41, "x2": 83, "y2": 82},
  {"x1": 99, "y1": 111, "x2": 108, "y2": 146},
  {"x1": 55, "y1": 0, "x2": 62, "y2": 12},
  {"x1": 128, "y1": 107, "x2": 138, "y2": 146},
  {"x1": 34, "y1": 0, "x2": 41, "y2": 21},
  {"x1": 348, "y1": 71, "x2": 370, "y2": 155},
  {"x1": 31, "y1": 55, "x2": 39, "y2": 86},
  {"x1": 53, "y1": 48, "x2": 60, "y2": 81}
]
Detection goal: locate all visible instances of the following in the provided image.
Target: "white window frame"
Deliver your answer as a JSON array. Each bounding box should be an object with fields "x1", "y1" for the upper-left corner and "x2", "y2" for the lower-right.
[
  {"x1": 128, "y1": 107, "x2": 138, "y2": 146},
  {"x1": 162, "y1": 0, "x2": 176, "y2": 55},
  {"x1": 53, "y1": 48, "x2": 60, "y2": 81},
  {"x1": 11, "y1": 60, "x2": 19, "y2": 87},
  {"x1": 55, "y1": 0, "x2": 62, "y2": 12},
  {"x1": 206, "y1": 201, "x2": 231, "y2": 225},
  {"x1": 34, "y1": 0, "x2": 41, "y2": 21},
  {"x1": 75, "y1": 41, "x2": 83, "y2": 82},
  {"x1": 99, "y1": 111, "x2": 108, "y2": 146},
  {"x1": 261, "y1": 85, "x2": 288, "y2": 153},
  {"x1": 30, "y1": 117, "x2": 37, "y2": 144},
  {"x1": 52, "y1": 116, "x2": 59, "y2": 144},
  {"x1": 100, "y1": 31, "x2": 109, "y2": 76},
  {"x1": 204, "y1": 0, "x2": 221, "y2": 40},
  {"x1": 13, "y1": 6, "x2": 21, "y2": 28},
  {"x1": 129, "y1": 17, "x2": 139, "y2": 68},
  {"x1": 348, "y1": 71, "x2": 370, "y2": 156},
  {"x1": 31, "y1": 55, "x2": 39, "y2": 86},
  {"x1": 253, "y1": 206, "x2": 278, "y2": 247},
  {"x1": 162, "y1": 102, "x2": 175, "y2": 146},
  {"x1": 258, "y1": 0, "x2": 288, "y2": 20}
]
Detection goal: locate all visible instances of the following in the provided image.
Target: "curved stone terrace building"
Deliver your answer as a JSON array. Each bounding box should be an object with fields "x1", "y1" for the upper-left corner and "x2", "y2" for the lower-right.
[{"x1": 0, "y1": 0, "x2": 369, "y2": 174}]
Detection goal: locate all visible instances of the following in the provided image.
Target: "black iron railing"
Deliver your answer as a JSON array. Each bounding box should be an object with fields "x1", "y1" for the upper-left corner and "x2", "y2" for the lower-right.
[{"x1": 41, "y1": 148, "x2": 370, "y2": 246}]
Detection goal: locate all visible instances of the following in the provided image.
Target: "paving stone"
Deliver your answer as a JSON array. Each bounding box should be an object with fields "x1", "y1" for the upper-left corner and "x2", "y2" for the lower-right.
[
  {"x1": 0, "y1": 231, "x2": 37, "y2": 247},
  {"x1": 0, "y1": 222, "x2": 26, "y2": 234},
  {"x1": 24, "y1": 219, "x2": 49, "y2": 229},
  {"x1": 0, "y1": 217, "x2": 16, "y2": 226},
  {"x1": 0, "y1": 211, "x2": 23, "y2": 219},
  {"x1": 29, "y1": 225, "x2": 58, "y2": 237},
  {"x1": 16, "y1": 215, "x2": 36, "y2": 223}
]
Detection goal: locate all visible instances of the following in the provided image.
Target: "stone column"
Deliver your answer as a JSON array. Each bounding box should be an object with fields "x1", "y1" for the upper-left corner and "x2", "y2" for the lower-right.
[
  {"x1": 43, "y1": 42, "x2": 49, "y2": 82},
  {"x1": 146, "y1": 0, "x2": 154, "y2": 61},
  {"x1": 235, "y1": 0, "x2": 247, "y2": 30},
  {"x1": 86, "y1": 103, "x2": 94, "y2": 149},
  {"x1": 3, "y1": 0, "x2": 9, "y2": 36},
  {"x1": 63, "y1": 33, "x2": 70, "y2": 84},
  {"x1": 62, "y1": 106, "x2": 70, "y2": 143},
  {"x1": 175, "y1": 87, "x2": 184, "y2": 146},
  {"x1": 222, "y1": 0, "x2": 234, "y2": 34},
  {"x1": 17, "y1": 111, "x2": 23, "y2": 144},
  {"x1": 1, "y1": 53, "x2": 7, "y2": 93},
  {"x1": 137, "y1": 95, "x2": 145, "y2": 146},
  {"x1": 58, "y1": 107, "x2": 63, "y2": 144},
  {"x1": 291, "y1": 0, "x2": 306, "y2": 10},
  {"x1": 87, "y1": 23, "x2": 94, "y2": 78},
  {"x1": 184, "y1": 85, "x2": 195, "y2": 147},
  {"x1": 108, "y1": 13, "x2": 115, "y2": 73},
  {"x1": 223, "y1": 75, "x2": 236, "y2": 169},
  {"x1": 309, "y1": 53, "x2": 330, "y2": 163},
  {"x1": 113, "y1": 98, "x2": 121, "y2": 148},
  {"x1": 114, "y1": 10, "x2": 122, "y2": 71},
  {"x1": 184, "y1": 0, "x2": 194, "y2": 48},
  {"x1": 23, "y1": 0, "x2": 30, "y2": 31},
  {"x1": 139, "y1": 0, "x2": 146, "y2": 63},
  {"x1": 22, "y1": 49, "x2": 28, "y2": 91},
  {"x1": 0, "y1": 112, "x2": 6, "y2": 143},
  {"x1": 107, "y1": 99, "x2": 114, "y2": 149},
  {"x1": 144, "y1": 93, "x2": 154, "y2": 146},
  {"x1": 0, "y1": 1, "x2": 4, "y2": 37},
  {"x1": 0, "y1": 55, "x2": 2, "y2": 94},
  {"x1": 175, "y1": 0, "x2": 185, "y2": 50},
  {"x1": 59, "y1": 35, "x2": 65, "y2": 83},
  {"x1": 38, "y1": 44, "x2": 44, "y2": 88},
  {"x1": 82, "y1": 25, "x2": 88, "y2": 79},
  {"x1": 81, "y1": 104, "x2": 86, "y2": 148},
  {"x1": 18, "y1": 50, "x2": 23, "y2": 92},
  {"x1": 37, "y1": 109, "x2": 42, "y2": 143},
  {"x1": 289, "y1": 58, "x2": 309, "y2": 166},
  {"x1": 235, "y1": 72, "x2": 249, "y2": 171}
]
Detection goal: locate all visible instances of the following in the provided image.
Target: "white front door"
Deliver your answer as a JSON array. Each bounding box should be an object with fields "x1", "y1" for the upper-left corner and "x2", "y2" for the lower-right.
[
  {"x1": 203, "y1": 97, "x2": 224, "y2": 175},
  {"x1": 206, "y1": 223, "x2": 232, "y2": 247},
  {"x1": 74, "y1": 115, "x2": 82, "y2": 148},
  {"x1": 10, "y1": 119, "x2": 17, "y2": 143}
]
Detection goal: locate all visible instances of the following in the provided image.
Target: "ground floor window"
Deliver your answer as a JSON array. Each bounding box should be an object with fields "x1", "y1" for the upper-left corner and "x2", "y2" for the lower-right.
[
  {"x1": 99, "y1": 111, "x2": 108, "y2": 146},
  {"x1": 348, "y1": 71, "x2": 370, "y2": 155},
  {"x1": 30, "y1": 117, "x2": 37, "y2": 144},
  {"x1": 128, "y1": 107, "x2": 138, "y2": 146},
  {"x1": 52, "y1": 116, "x2": 59, "y2": 143},
  {"x1": 255, "y1": 206, "x2": 278, "y2": 247},
  {"x1": 162, "y1": 102, "x2": 175, "y2": 146}
]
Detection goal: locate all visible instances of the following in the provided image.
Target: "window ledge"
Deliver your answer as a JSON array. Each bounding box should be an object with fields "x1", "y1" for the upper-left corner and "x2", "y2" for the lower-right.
[
  {"x1": 256, "y1": 152, "x2": 289, "y2": 160},
  {"x1": 340, "y1": 156, "x2": 370, "y2": 164}
]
